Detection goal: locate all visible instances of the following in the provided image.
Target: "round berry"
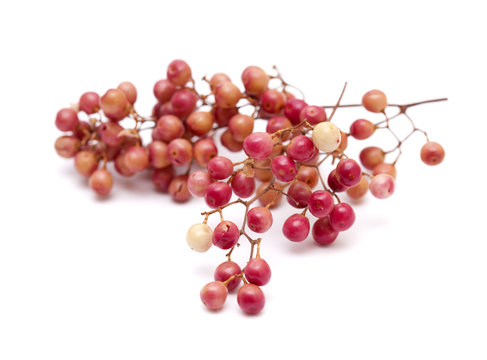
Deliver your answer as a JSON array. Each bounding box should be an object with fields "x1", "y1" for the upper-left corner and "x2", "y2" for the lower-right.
[
  {"x1": 153, "y1": 79, "x2": 176, "y2": 103},
  {"x1": 220, "y1": 129, "x2": 244, "y2": 152},
  {"x1": 74, "y1": 150, "x2": 98, "y2": 177},
  {"x1": 200, "y1": 281, "x2": 227, "y2": 311},
  {"x1": 168, "y1": 175, "x2": 191, "y2": 203},
  {"x1": 346, "y1": 176, "x2": 369, "y2": 199},
  {"x1": 312, "y1": 122, "x2": 341, "y2": 153},
  {"x1": 148, "y1": 141, "x2": 171, "y2": 169},
  {"x1": 229, "y1": 114, "x2": 254, "y2": 142},
  {"x1": 327, "y1": 170, "x2": 349, "y2": 192},
  {"x1": 209, "y1": 73, "x2": 231, "y2": 91},
  {"x1": 186, "y1": 111, "x2": 214, "y2": 136},
  {"x1": 243, "y1": 132, "x2": 274, "y2": 160},
  {"x1": 207, "y1": 156, "x2": 233, "y2": 180},
  {"x1": 266, "y1": 116, "x2": 292, "y2": 134},
  {"x1": 79, "y1": 92, "x2": 100, "y2": 114},
  {"x1": 260, "y1": 89, "x2": 285, "y2": 114},
  {"x1": 312, "y1": 217, "x2": 339, "y2": 245},
  {"x1": 287, "y1": 181, "x2": 312, "y2": 208},
  {"x1": 420, "y1": 141, "x2": 445, "y2": 165},
  {"x1": 241, "y1": 66, "x2": 269, "y2": 95},
  {"x1": 99, "y1": 121, "x2": 123, "y2": 146},
  {"x1": 336, "y1": 159, "x2": 362, "y2": 187},
  {"x1": 284, "y1": 98, "x2": 308, "y2": 125},
  {"x1": 213, "y1": 220, "x2": 240, "y2": 250},
  {"x1": 187, "y1": 170, "x2": 213, "y2": 198},
  {"x1": 300, "y1": 105, "x2": 327, "y2": 125},
  {"x1": 155, "y1": 115, "x2": 184, "y2": 142},
  {"x1": 231, "y1": 172, "x2": 255, "y2": 198},
  {"x1": 308, "y1": 190, "x2": 334, "y2": 218},
  {"x1": 360, "y1": 147, "x2": 385, "y2": 170},
  {"x1": 362, "y1": 89, "x2": 387, "y2": 113},
  {"x1": 296, "y1": 166, "x2": 319, "y2": 188},
  {"x1": 369, "y1": 174, "x2": 395, "y2": 199},
  {"x1": 89, "y1": 169, "x2": 113, "y2": 195},
  {"x1": 214, "y1": 81, "x2": 242, "y2": 109},
  {"x1": 55, "y1": 108, "x2": 79, "y2": 132},
  {"x1": 168, "y1": 138, "x2": 193, "y2": 167},
  {"x1": 350, "y1": 119, "x2": 375, "y2": 140},
  {"x1": 194, "y1": 138, "x2": 218, "y2": 167},
  {"x1": 124, "y1": 146, "x2": 149, "y2": 173},
  {"x1": 329, "y1": 203, "x2": 355, "y2": 231},
  {"x1": 170, "y1": 89, "x2": 198, "y2": 118},
  {"x1": 247, "y1": 207, "x2": 273, "y2": 233},
  {"x1": 283, "y1": 214, "x2": 310, "y2": 242},
  {"x1": 287, "y1": 135, "x2": 316, "y2": 162},
  {"x1": 237, "y1": 283, "x2": 265, "y2": 315},
  {"x1": 270, "y1": 155, "x2": 297, "y2": 182},
  {"x1": 167, "y1": 59, "x2": 192, "y2": 86},
  {"x1": 117, "y1": 81, "x2": 137, "y2": 104},
  {"x1": 54, "y1": 136, "x2": 80, "y2": 158},
  {"x1": 100, "y1": 89, "x2": 129, "y2": 119},
  {"x1": 205, "y1": 182, "x2": 232, "y2": 209},
  {"x1": 244, "y1": 258, "x2": 271, "y2": 286},
  {"x1": 187, "y1": 223, "x2": 213, "y2": 252},
  {"x1": 214, "y1": 261, "x2": 242, "y2": 292}
]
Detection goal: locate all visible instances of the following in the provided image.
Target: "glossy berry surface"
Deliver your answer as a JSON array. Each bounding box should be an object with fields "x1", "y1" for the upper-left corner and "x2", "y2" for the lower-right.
[
  {"x1": 231, "y1": 172, "x2": 255, "y2": 198},
  {"x1": 329, "y1": 203, "x2": 355, "y2": 231},
  {"x1": 237, "y1": 284, "x2": 265, "y2": 315},
  {"x1": 308, "y1": 190, "x2": 334, "y2": 218},
  {"x1": 327, "y1": 170, "x2": 349, "y2": 192},
  {"x1": 89, "y1": 169, "x2": 113, "y2": 195},
  {"x1": 213, "y1": 221, "x2": 240, "y2": 250},
  {"x1": 260, "y1": 89, "x2": 285, "y2": 114},
  {"x1": 287, "y1": 135, "x2": 316, "y2": 162},
  {"x1": 284, "y1": 98, "x2": 307, "y2": 125},
  {"x1": 360, "y1": 146, "x2": 385, "y2": 170},
  {"x1": 167, "y1": 59, "x2": 192, "y2": 86},
  {"x1": 287, "y1": 181, "x2": 312, "y2": 208},
  {"x1": 283, "y1": 214, "x2": 310, "y2": 242},
  {"x1": 300, "y1": 105, "x2": 327, "y2": 125},
  {"x1": 243, "y1": 132, "x2": 274, "y2": 160},
  {"x1": 244, "y1": 258, "x2": 271, "y2": 286},
  {"x1": 336, "y1": 159, "x2": 362, "y2": 187},
  {"x1": 186, "y1": 223, "x2": 213, "y2": 253},
  {"x1": 312, "y1": 122, "x2": 341, "y2": 153},
  {"x1": 312, "y1": 217, "x2": 339, "y2": 245},
  {"x1": 200, "y1": 281, "x2": 227, "y2": 311},
  {"x1": 247, "y1": 207, "x2": 273, "y2": 233},
  {"x1": 362, "y1": 89, "x2": 387, "y2": 113},
  {"x1": 369, "y1": 174, "x2": 395, "y2": 199},
  {"x1": 187, "y1": 170, "x2": 213, "y2": 198},
  {"x1": 205, "y1": 182, "x2": 232, "y2": 209},
  {"x1": 55, "y1": 108, "x2": 79, "y2": 132},
  {"x1": 270, "y1": 155, "x2": 297, "y2": 182},
  {"x1": 350, "y1": 119, "x2": 375, "y2": 140},
  {"x1": 214, "y1": 261, "x2": 242, "y2": 292},
  {"x1": 207, "y1": 156, "x2": 233, "y2": 180},
  {"x1": 421, "y1": 141, "x2": 445, "y2": 165}
]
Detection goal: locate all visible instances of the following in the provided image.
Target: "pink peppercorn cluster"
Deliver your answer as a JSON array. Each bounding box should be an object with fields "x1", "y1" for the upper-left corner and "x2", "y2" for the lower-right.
[{"x1": 54, "y1": 60, "x2": 445, "y2": 314}]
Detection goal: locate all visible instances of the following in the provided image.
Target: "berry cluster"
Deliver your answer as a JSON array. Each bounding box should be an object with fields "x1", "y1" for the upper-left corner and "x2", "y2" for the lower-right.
[{"x1": 54, "y1": 60, "x2": 445, "y2": 315}]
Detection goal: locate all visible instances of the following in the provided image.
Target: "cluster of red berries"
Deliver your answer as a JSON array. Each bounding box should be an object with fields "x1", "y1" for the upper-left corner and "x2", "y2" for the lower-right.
[{"x1": 54, "y1": 60, "x2": 445, "y2": 315}]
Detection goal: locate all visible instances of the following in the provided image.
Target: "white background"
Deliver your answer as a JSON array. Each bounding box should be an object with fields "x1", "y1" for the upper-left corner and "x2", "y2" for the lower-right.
[{"x1": 1, "y1": 1, "x2": 486, "y2": 359}]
